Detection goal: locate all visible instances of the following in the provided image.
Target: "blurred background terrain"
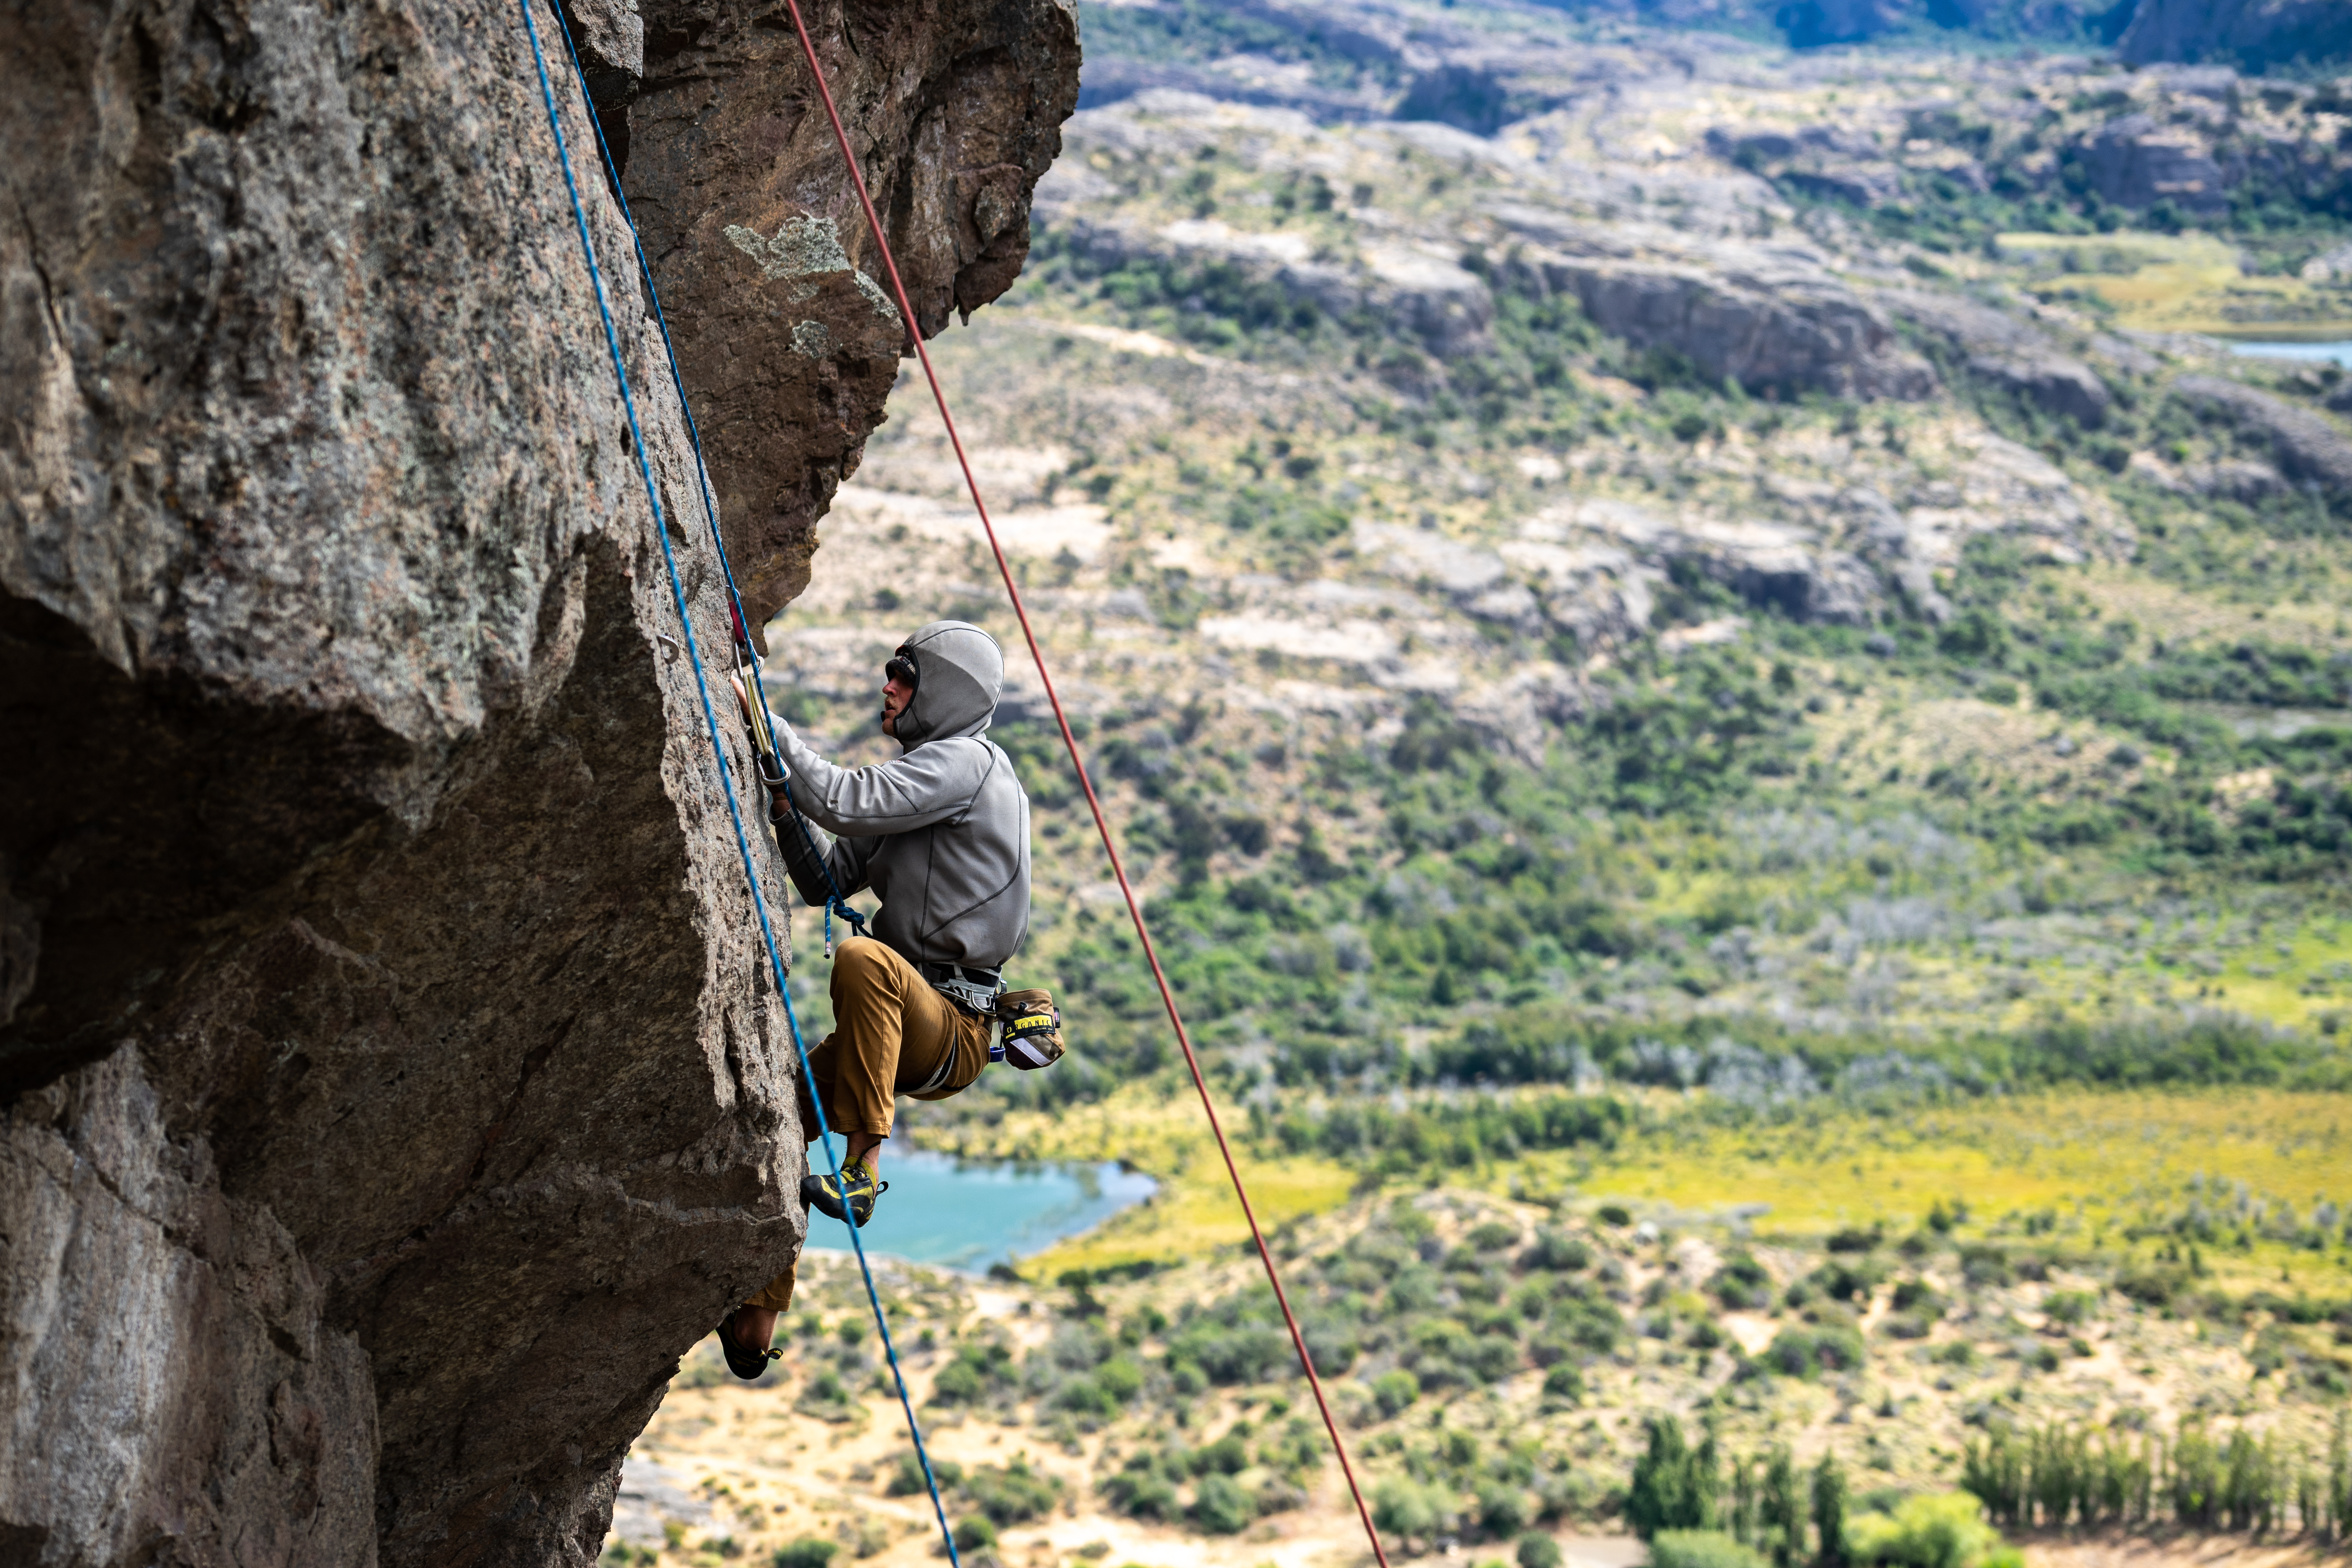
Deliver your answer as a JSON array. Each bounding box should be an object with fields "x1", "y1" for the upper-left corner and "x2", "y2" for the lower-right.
[{"x1": 610, "y1": 0, "x2": 2352, "y2": 1564}]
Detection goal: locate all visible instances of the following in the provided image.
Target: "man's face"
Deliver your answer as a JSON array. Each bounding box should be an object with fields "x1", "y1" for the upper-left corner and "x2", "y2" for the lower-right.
[{"x1": 879, "y1": 671, "x2": 916, "y2": 736}]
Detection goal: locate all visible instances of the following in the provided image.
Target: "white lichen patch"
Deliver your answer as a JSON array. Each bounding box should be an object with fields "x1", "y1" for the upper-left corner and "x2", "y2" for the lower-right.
[
  {"x1": 789, "y1": 320, "x2": 836, "y2": 359},
  {"x1": 723, "y1": 216, "x2": 901, "y2": 322}
]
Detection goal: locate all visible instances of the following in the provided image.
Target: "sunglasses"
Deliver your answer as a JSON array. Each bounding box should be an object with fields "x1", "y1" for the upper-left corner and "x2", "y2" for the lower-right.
[{"x1": 885, "y1": 652, "x2": 920, "y2": 689}]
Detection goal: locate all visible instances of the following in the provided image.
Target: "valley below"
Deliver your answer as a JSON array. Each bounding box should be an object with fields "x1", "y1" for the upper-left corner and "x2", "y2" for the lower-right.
[{"x1": 613, "y1": 2, "x2": 2352, "y2": 1567}]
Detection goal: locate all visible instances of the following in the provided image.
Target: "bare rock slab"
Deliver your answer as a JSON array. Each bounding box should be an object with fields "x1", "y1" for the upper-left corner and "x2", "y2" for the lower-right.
[{"x1": 626, "y1": 0, "x2": 1081, "y2": 632}]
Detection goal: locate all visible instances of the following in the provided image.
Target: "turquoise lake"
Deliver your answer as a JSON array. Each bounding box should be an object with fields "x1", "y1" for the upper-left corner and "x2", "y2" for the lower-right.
[
  {"x1": 2227, "y1": 340, "x2": 2352, "y2": 366},
  {"x1": 800, "y1": 1138, "x2": 1158, "y2": 1273}
]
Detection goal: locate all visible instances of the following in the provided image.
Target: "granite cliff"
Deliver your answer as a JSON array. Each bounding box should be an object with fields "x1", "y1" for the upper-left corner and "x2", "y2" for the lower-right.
[
  {"x1": 0, "y1": 1, "x2": 1076, "y2": 1564},
  {"x1": 2118, "y1": 0, "x2": 2352, "y2": 68}
]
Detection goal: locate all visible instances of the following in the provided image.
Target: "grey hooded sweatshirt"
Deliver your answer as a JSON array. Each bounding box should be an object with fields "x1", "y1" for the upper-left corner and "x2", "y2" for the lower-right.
[{"x1": 766, "y1": 621, "x2": 1032, "y2": 973}]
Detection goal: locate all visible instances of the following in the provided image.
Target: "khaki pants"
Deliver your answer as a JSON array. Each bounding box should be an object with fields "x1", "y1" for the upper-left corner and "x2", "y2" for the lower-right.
[{"x1": 749, "y1": 936, "x2": 990, "y2": 1310}]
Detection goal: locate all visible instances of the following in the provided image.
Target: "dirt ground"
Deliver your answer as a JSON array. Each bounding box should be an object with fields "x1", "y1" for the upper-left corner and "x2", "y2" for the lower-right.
[
  {"x1": 2019, "y1": 1531, "x2": 2342, "y2": 1568},
  {"x1": 619, "y1": 1340, "x2": 1401, "y2": 1568},
  {"x1": 609, "y1": 1226, "x2": 2347, "y2": 1568},
  {"x1": 615, "y1": 1362, "x2": 2351, "y2": 1568}
]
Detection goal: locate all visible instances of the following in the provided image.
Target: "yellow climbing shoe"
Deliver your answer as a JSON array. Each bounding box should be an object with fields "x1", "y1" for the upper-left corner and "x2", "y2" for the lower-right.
[{"x1": 801, "y1": 1159, "x2": 886, "y2": 1227}]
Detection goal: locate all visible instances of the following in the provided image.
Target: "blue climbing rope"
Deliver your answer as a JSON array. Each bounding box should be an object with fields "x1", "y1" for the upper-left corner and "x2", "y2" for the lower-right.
[
  {"x1": 514, "y1": 8, "x2": 962, "y2": 1562},
  {"x1": 542, "y1": 15, "x2": 871, "y2": 957}
]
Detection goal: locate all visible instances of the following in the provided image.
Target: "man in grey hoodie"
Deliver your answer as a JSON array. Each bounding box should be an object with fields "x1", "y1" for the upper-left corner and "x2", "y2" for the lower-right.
[{"x1": 720, "y1": 621, "x2": 1032, "y2": 1376}]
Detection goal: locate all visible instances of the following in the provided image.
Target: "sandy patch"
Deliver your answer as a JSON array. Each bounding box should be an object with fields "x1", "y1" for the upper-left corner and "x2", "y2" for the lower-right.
[{"x1": 830, "y1": 485, "x2": 1113, "y2": 564}]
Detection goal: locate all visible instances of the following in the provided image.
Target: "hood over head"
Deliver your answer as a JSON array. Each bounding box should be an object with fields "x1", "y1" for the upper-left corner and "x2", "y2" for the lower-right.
[{"x1": 892, "y1": 621, "x2": 1004, "y2": 748}]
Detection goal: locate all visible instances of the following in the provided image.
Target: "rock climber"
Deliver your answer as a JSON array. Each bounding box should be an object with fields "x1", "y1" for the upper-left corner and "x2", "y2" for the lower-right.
[{"x1": 717, "y1": 620, "x2": 1036, "y2": 1380}]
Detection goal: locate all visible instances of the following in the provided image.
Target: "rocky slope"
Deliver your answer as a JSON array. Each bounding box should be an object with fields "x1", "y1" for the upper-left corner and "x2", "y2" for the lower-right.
[
  {"x1": 741, "y1": 1, "x2": 2352, "y2": 1112},
  {"x1": 2119, "y1": 0, "x2": 2352, "y2": 68},
  {"x1": 0, "y1": 2, "x2": 1074, "y2": 1565}
]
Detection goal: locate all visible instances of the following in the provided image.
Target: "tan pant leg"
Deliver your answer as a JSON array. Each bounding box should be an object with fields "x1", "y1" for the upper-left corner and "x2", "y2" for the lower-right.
[
  {"x1": 796, "y1": 937, "x2": 987, "y2": 1140},
  {"x1": 803, "y1": 937, "x2": 962, "y2": 1138},
  {"x1": 814, "y1": 937, "x2": 906, "y2": 1138},
  {"x1": 747, "y1": 1264, "x2": 795, "y2": 1312}
]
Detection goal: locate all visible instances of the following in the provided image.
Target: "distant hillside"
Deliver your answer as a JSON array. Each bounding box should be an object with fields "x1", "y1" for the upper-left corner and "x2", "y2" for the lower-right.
[
  {"x1": 2119, "y1": 0, "x2": 2352, "y2": 71},
  {"x1": 1079, "y1": 0, "x2": 2352, "y2": 78},
  {"x1": 770, "y1": 0, "x2": 2352, "y2": 1124}
]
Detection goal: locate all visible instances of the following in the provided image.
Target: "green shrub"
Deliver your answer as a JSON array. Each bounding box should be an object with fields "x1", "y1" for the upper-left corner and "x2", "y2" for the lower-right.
[
  {"x1": 1191, "y1": 1434, "x2": 1249, "y2": 1475},
  {"x1": 1469, "y1": 1221, "x2": 1522, "y2": 1251},
  {"x1": 1522, "y1": 1232, "x2": 1592, "y2": 1272},
  {"x1": 929, "y1": 1354, "x2": 988, "y2": 1405},
  {"x1": 965, "y1": 1459, "x2": 1062, "y2": 1524},
  {"x1": 887, "y1": 1452, "x2": 965, "y2": 1497},
  {"x1": 1102, "y1": 1459, "x2": 1179, "y2": 1520},
  {"x1": 1597, "y1": 1204, "x2": 1634, "y2": 1227},
  {"x1": 1765, "y1": 1325, "x2": 1866, "y2": 1378},
  {"x1": 1844, "y1": 1492, "x2": 2004, "y2": 1568},
  {"x1": 1461, "y1": 1335, "x2": 1523, "y2": 1382},
  {"x1": 1479, "y1": 1482, "x2": 1531, "y2": 1537},
  {"x1": 1390, "y1": 1269, "x2": 1443, "y2": 1314},
  {"x1": 1542, "y1": 1364, "x2": 1585, "y2": 1402},
  {"x1": 951, "y1": 1517, "x2": 997, "y2": 1553},
  {"x1": 1063, "y1": 1357, "x2": 1146, "y2": 1410},
  {"x1": 2117, "y1": 1260, "x2": 2183, "y2": 1316},
  {"x1": 1052, "y1": 1378, "x2": 1118, "y2": 1416},
  {"x1": 774, "y1": 1540, "x2": 838, "y2": 1568},
  {"x1": 1192, "y1": 1474, "x2": 1256, "y2": 1534},
  {"x1": 1711, "y1": 1253, "x2": 1773, "y2": 1310},
  {"x1": 1372, "y1": 1368, "x2": 1421, "y2": 1417},
  {"x1": 1809, "y1": 1259, "x2": 1887, "y2": 1303},
  {"x1": 1650, "y1": 1531, "x2": 1767, "y2": 1568},
  {"x1": 1172, "y1": 1324, "x2": 1290, "y2": 1385},
  {"x1": 1555, "y1": 1298, "x2": 1624, "y2": 1354},
  {"x1": 1373, "y1": 1476, "x2": 1447, "y2": 1538},
  {"x1": 1889, "y1": 1280, "x2": 1945, "y2": 1320},
  {"x1": 1518, "y1": 1534, "x2": 1564, "y2": 1568},
  {"x1": 2041, "y1": 1292, "x2": 2094, "y2": 1327}
]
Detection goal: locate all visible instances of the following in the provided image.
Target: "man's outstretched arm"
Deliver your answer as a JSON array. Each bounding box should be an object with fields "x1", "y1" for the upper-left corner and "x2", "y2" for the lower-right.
[{"x1": 767, "y1": 711, "x2": 990, "y2": 838}]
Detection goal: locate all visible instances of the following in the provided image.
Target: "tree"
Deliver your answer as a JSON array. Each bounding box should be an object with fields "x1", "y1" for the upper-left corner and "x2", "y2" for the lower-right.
[
  {"x1": 1731, "y1": 1455, "x2": 1757, "y2": 1546},
  {"x1": 1813, "y1": 1455, "x2": 1849, "y2": 1568},
  {"x1": 1762, "y1": 1447, "x2": 1805, "y2": 1568},
  {"x1": 1630, "y1": 1417, "x2": 1721, "y2": 1539}
]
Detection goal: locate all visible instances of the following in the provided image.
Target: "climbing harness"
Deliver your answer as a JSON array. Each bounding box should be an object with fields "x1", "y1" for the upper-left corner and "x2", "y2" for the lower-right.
[
  {"x1": 517, "y1": 8, "x2": 964, "y2": 1564},
  {"x1": 771, "y1": 7, "x2": 1394, "y2": 1565}
]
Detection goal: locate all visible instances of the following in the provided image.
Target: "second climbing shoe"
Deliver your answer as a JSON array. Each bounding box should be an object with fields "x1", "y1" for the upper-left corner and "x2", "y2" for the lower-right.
[
  {"x1": 801, "y1": 1159, "x2": 887, "y2": 1227},
  {"x1": 716, "y1": 1311, "x2": 782, "y2": 1382}
]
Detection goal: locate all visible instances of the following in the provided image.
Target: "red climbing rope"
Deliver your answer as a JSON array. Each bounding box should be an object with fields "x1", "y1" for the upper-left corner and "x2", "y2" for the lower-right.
[{"x1": 775, "y1": 8, "x2": 1392, "y2": 1565}]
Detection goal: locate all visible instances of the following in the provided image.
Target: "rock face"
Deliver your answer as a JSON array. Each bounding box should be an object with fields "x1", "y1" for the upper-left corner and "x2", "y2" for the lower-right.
[
  {"x1": 1494, "y1": 430, "x2": 2127, "y2": 639},
  {"x1": 2083, "y1": 113, "x2": 2230, "y2": 213},
  {"x1": 0, "y1": 2, "x2": 1075, "y2": 1565},
  {"x1": 1040, "y1": 94, "x2": 1501, "y2": 369},
  {"x1": 2173, "y1": 374, "x2": 2352, "y2": 491},
  {"x1": 626, "y1": 0, "x2": 1081, "y2": 631},
  {"x1": 2119, "y1": 0, "x2": 2352, "y2": 69},
  {"x1": 1876, "y1": 290, "x2": 2112, "y2": 425},
  {"x1": 1488, "y1": 211, "x2": 1938, "y2": 401}
]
